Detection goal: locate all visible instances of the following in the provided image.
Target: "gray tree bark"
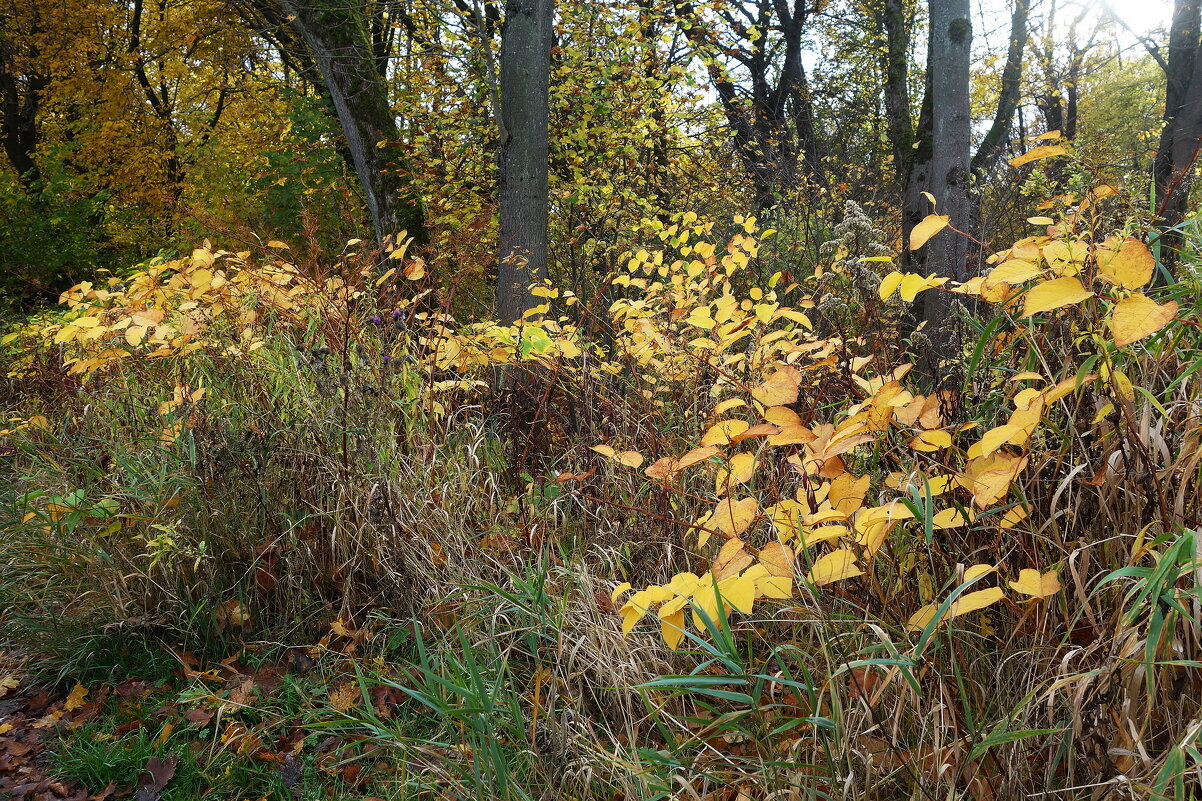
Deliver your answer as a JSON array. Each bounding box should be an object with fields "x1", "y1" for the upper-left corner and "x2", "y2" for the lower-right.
[
  {"x1": 916, "y1": 0, "x2": 972, "y2": 381},
  {"x1": 496, "y1": 0, "x2": 553, "y2": 324}
]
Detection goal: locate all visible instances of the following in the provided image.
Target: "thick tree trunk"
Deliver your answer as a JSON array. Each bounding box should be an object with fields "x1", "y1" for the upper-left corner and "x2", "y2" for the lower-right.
[
  {"x1": 972, "y1": 0, "x2": 1029, "y2": 176},
  {"x1": 496, "y1": 0, "x2": 553, "y2": 324},
  {"x1": 275, "y1": 0, "x2": 426, "y2": 247},
  {"x1": 917, "y1": 0, "x2": 972, "y2": 382},
  {"x1": 1153, "y1": 0, "x2": 1202, "y2": 275}
]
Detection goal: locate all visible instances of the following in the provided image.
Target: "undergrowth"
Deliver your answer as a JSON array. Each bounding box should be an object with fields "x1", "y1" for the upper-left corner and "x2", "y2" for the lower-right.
[{"x1": 2, "y1": 173, "x2": 1202, "y2": 799}]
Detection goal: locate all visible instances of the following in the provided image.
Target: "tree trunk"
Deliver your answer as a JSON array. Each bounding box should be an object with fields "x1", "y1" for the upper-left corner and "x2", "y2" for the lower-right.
[
  {"x1": 275, "y1": 0, "x2": 426, "y2": 247},
  {"x1": 878, "y1": 0, "x2": 914, "y2": 188},
  {"x1": 972, "y1": 0, "x2": 1029, "y2": 176},
  {"x1": 1153, "y1": 0, "x2": 1202, "y2": 276},
  {"x1": 917, "y1": 0, "x2": 972, "y2": 382},
  {"x1": 496, "y1": 0, "x2": 553, "y2": 324},
  {"x1": 0, "y1": 22, "x2": 47, "y2": 193}
]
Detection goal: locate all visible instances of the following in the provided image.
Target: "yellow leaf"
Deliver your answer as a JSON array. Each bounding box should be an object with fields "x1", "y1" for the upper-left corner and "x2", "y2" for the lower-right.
[
  {"x1": 931, "y1": 507, "x2": 974, "y2": 529},
  {"x1": 910, "y1": 214, "x2": 950, "y2": 250},
  {"x1": 752, "y1": 366, "x2": 803, "y2": 406},
  {"x1": 191, "y1": 248, "x2": 215, "y2": 269},
  {"x1": 829, "y1": 473, "x2": 870, "y2": 515},
  {"x1": 987, "y1": 259, "x2": 1042, "y2": 284},
  {"x1": 731, "y1": 423, "x2": 781, "y2": 443},
  {"x1": 1027, "y1": 216, "x2": 1055, "y2": 225},
  {"x1": 1108, "y1": 293, "x2": 1176, "y2": 347},
  {"x1": 758, "y1": 541, "x2": 795, "y2": 577},
  {"x1": 808, "y1": 549, "x2": 864, "y2": 586},
  {"x1": 973, "y1": 424, "x2": 1021, "y2": 458},
  {"x1": 713, "y1": 538, "x2": 755, "y2": 579},
  {"x1": 659, "y1": 609, "x2": 687, "y2": 650},
  {"x1": 1008, "y1": 569, "x2": 1061, "y2": 599},
  {"x1": 701, "y1": 420, "x2": 749, "y2": 446},
  {"x1": 716, "y1": 452, "x2": 757, "y2": 491},
  {"x1": 907, "y1": 603, "x2": 942, "y2": 631},
  {"x1": 963, "y1": 564, "x2": 994, "y2": 582},
  {"x1": 610, "y1": 582, "x2": 632, "y2": 604},
  {"x1": 1097, "y1": 237, "x2": 1154, "y2": 289},
  {"x1": 266, "y1": 240, "x2": 290, "y2": 249},
  {"x1": 1022, "y1": 277, "x2": 1093, "y2": 316},
  {"x1": 879, "y1": 270, "x2": 905, "y2": 300},
  {"x1": 704, "y1": 497, "x2": 760, "y2": 545},
  {"x1": 718, "y1": 574, "x2": 757, "y2": 615},
  {"x1": 1043, "y1": 374, "x2": 1096, "y2": 404},
  {"x1": 898, "y1": 272, "x2": 949, "y2": 301},
  {"x1": 615, "y1": 451, "x2": 645, "y2": 468},
  {"x1": 64, "y1": 683, "x2": 88, "y2": 711},
  {"x1": 949, "y1": 587, "x2": 1005, "y2": 618},
  {"x1": 676, "y1": 445, "x2": 723, "y2": 470},
  {"x1": 910, "y1": 429, "x2": 951, "y2": 452},
  {"x1": 404, "y1": 259, "x2": 427, "y2": 280},
  {"x1": 714, "y1": 398, "x2": 748, "y2": 415},
  {"x1": 1009, "y1": 144, "x2": 1069, "y2": 167},
  {"x1": 959, "y1": 451, "x2": 1027, "y2": 509}
]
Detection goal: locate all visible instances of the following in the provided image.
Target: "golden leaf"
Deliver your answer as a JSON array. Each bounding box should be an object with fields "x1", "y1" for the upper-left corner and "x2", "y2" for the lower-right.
[
  {"x1": 718, "y1": 574, "x2": 757, "y2": 615},
  {"x1": 910, "y1": 214, "x2": 950, "y2": 250},
  {"x1": 1022, "y1": 277, "x2": 1093, "y2": 316},
  {"x1": 701, "y1": 420, "x2": 750, "y2": 446},
  {"x1": 987, "y1": 259, "x2": 1042, "y2": 284},
  {"x1": 64, "y1": 683, "x2": 88, "y2": 711},
  {"x1": 716, "y1": 452, "x2": 757, "y2": 492},
  {"x1": 676, "y1": 445, "x2": 723, "y2": 470},
  {"x1": 963, "y1": 564, "x2": 994, "y2": 582},
  {"x1": 910, "y1": 429, "x2": 951, "y2": 452},
  {"x1": 705, "y1": 497, "x2": 760, "y2": 545},
  {"x1": 949, "y1": 587, "x2": 1005, "y2": 618},
  {"x1": 1008, "y1": 569, "x2": 1061, "y2": 599},
  {"x1": 758, "y1": 541, "x2": 795, "y2": 577},
  {"x1": 752, "y1": 366, "x2": 803, "y2": 406},
  {"x1": 1009, "y1": 144, "x2": 1069, "y2": 167},
  {"x1": 907, "y1": 603, "x2": 941, "y2": 631},
  {"x1": 1097, "y1": 237, "x2": 1154, "y2": 289},
  {"x1": 808, "y1": 549, "x2": 864, "y2": 586},
  {"x1": 713, "y1": 538, "x2": 755, "y2": 579},
  {"x1": 659, "y1": 609, "x2": 687, "y2": 650},
  {"x1": 1108, "y1": 293, "x2": 1176, "y2": 347}
]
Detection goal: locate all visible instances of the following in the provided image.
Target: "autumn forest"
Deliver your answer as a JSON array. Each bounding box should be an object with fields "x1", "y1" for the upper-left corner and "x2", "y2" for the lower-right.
[{"x1": 1, "y1": 0, "x2": 1201, "y2": 799}]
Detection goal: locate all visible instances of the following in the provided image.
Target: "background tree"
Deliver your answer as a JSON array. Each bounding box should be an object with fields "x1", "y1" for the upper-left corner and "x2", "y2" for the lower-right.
[
  {"x1": 673, "y1": 0, "x2": 825, "y2": 208},
  {"x1": 230, "y1": 0, "x2": 427, "y2": 247},
  {"x1": 496, "y1": 0, "x2": 554, "y2": 324},
  {"x1": 1152, "y1": 0, "x2": 1202, "y2": 271}
]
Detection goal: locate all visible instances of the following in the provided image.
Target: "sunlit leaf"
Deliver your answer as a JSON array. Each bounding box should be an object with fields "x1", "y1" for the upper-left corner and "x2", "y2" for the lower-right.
[
  {"x1": 1009, "y1": 144, "x2": 1069, "y2": 167},
  {"x1": 949, "y1": 587, "x2": 1005, "y2": 618}
]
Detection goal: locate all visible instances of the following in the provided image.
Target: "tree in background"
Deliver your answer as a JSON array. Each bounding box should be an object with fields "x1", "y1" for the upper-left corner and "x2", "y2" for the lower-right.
[
  {"x1": 496, "y1": 0, "x2": 554, "y2": 324},
  {"x1": 230, "y1": 0, "x2": 427, "y2": 247}
]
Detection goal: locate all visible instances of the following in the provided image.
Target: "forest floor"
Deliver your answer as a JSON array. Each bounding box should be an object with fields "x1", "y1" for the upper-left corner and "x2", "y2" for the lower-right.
[{"x1": 0, "y1": 642, "x2": 422, "y2": 801}]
